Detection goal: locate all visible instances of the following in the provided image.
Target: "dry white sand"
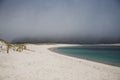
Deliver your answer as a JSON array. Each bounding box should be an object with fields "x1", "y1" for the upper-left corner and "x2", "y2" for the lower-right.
[{"x1": 0, "y1": 44, "x2": 120, "y2": 80}]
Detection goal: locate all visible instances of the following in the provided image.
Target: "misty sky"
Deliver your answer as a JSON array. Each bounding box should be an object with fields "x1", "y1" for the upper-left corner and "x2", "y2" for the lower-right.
[{"x1": 0, "y1": 0, "x2": 120, "y2": 43}]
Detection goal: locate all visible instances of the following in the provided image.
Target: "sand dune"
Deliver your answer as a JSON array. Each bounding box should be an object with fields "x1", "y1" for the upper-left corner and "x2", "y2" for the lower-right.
[{"x1": 0, "y1": 44, "x2": 120, "y2": 80}]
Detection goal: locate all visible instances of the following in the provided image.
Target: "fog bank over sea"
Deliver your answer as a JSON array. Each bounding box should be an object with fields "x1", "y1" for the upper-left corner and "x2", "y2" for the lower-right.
[
  {"x1": 11, "y1": 37, "x2": 120, "y2": 44},
  {"x1": 0, "y1": 0, "x2": 120, "y2": 43}
]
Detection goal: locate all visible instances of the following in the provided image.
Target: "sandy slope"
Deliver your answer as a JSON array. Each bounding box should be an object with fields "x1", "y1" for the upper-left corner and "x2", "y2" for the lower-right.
[{"x1": 0, "y1": 44, "x2": 120, "y2": 80}]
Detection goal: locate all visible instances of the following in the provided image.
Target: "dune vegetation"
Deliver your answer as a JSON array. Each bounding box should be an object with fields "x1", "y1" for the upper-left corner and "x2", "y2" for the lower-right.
[{"x1": 0, "y1": 39, "x2": 26, "y2": 53}]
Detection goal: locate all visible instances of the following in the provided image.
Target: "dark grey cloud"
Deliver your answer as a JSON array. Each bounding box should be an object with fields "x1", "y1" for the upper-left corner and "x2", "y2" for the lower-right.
[{"x1": 0, "y1": 0, "x2": 120, "y2": 43}]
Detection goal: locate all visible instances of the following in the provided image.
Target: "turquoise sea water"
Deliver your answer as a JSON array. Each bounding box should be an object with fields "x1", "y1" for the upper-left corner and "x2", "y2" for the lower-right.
[{"x1": 53, "y1": 46, "x2": 120, "y2": 66}]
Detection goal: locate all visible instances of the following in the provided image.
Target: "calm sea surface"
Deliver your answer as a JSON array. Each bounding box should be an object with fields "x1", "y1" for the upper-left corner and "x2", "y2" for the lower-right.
[{"x1": 54, "y1": 46, "x2": 120, "y2": 66}]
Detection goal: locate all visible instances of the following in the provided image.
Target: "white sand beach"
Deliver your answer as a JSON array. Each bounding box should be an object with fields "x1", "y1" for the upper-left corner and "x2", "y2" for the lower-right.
[{"x1": 0, "y1": 44, "x2": 120, "y2": 80}]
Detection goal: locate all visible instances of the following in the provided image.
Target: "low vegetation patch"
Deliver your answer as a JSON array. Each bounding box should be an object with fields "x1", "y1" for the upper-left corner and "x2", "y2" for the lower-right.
[{"x1": 0, "y1": 39, "x2": 26, "y2": 53}]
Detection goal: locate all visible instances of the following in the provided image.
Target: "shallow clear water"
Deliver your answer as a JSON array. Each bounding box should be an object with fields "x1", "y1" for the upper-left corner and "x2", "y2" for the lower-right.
[{"x1": 55, "y1": 46, "x2": 120, "y2": 66}]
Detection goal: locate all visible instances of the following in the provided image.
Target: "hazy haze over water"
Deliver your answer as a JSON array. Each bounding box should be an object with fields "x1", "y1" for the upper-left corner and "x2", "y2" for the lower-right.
[{"x1": 0, "y1": 0, "x2": 120, "y2": 43}]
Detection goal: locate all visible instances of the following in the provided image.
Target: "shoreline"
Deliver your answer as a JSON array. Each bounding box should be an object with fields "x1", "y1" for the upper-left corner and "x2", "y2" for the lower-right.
[
  {"x1": 48, "y1": 46, "x2": 120, "y2": 67},
  {"x1": 0, "y1": 44, "x2": 120, "y2": 80}
]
